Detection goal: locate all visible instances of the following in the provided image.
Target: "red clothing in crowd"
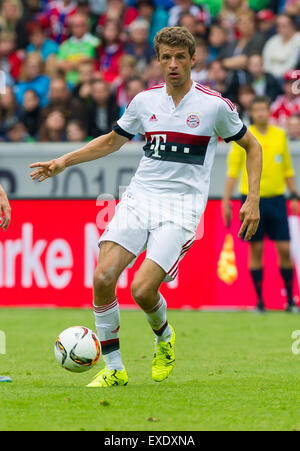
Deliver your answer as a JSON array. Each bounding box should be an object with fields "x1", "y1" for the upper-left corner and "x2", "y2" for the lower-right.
[
  {"x1": 96, "y1": 43, "x2": 124, "y2": 83},
  {"x1": 271, "y1": 95, "x2": 300, "y2": 129},
  {"x1": 98, "y1": 7, "x2": 138, "y2": 31},
  {"x1": 37, "y1": 1, "x2": 78, "y2": 44}
]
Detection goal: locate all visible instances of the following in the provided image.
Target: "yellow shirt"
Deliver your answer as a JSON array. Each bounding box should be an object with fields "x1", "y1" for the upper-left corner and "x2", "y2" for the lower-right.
[{"x1": 227, "y1": 124, "x2": 295, "y2": 197}]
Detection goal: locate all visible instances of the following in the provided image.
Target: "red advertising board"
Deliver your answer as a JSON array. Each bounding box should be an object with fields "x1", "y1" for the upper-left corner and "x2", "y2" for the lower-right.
[{"x1": 0, "y1": 200, "x2": 299, "y2": 309}]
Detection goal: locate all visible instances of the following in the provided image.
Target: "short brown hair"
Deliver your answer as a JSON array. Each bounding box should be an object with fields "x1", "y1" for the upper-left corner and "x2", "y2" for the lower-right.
[
  {"x1": 154, "y1": 26, "x2": 196, "y2": 59},
  {"x1": 250, "y1": 95, "x2": 271, "y2": 109}
]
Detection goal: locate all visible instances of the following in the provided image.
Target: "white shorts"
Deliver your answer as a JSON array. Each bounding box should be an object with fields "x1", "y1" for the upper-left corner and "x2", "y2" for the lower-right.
[{"x1": 98, "y1": 191, "x2": 196, "y2": 282}]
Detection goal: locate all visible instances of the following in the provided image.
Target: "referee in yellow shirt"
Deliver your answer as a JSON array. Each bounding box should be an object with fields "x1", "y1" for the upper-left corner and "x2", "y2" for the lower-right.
[{"x1": 222, "y1": 96, "x2": 299, "y2": 312}]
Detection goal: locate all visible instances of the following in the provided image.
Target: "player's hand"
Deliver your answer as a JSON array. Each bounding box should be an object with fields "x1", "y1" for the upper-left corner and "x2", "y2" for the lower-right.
[
  {"x1": 221, "y1": 199, "x2": 232, "y2": 228},
  {"x1": 0, "y1": 194, "x2": 11, "y2": 231},
  {"x1": 238, "y1": 196, "x2": 260, "y2": 241},
  {"x1": 29, "y1": 158, "x2": 66, "y2": 182}
]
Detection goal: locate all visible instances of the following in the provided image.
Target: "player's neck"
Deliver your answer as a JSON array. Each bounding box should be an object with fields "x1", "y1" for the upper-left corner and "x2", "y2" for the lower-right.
[
  {"x1": 166, "y1": 79, "x2": 193, "y2": 107},
  {"x1": 254, "y1": 123, "x2": 269, "y2": 135}
]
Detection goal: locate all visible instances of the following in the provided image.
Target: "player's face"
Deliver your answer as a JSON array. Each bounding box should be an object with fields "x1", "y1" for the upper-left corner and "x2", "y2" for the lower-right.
[
  {"x1": 250, "y1": 103, "x2": 270, "y2": 126},
  {"x1": 158, "y1": 45, "x2": 195, "y2": 88}
]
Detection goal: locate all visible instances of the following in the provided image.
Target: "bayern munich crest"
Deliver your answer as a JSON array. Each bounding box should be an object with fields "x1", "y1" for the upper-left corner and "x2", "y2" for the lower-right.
[{"x1": 186, "y1": 114, "x2": 200, "y2": 128}]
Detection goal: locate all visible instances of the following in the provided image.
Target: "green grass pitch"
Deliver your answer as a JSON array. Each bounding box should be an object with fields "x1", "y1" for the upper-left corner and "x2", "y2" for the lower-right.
[{"x1": 1, "y1": 308, "x2": 300, "y2": 431}]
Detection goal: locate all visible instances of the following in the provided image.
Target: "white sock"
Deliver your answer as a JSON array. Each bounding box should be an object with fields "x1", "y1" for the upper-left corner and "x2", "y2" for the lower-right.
[
  {"x1": 144, "y1": 293, "x2": 172, "y2": 343},
  {"x1": 93, "y1": 298, "x2": 124, "y2": 371}
]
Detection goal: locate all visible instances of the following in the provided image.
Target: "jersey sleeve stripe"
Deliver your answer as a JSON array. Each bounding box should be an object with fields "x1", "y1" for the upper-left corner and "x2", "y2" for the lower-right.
[
  {"x1": 195, "y1": 84, "x2": 235, "y2": 111},
  {"x1": 143, "y1": 84, "x2": 165, "y2": 92},
  {"x1": 113, "y1": 123, "x2": 135, "y2": 140}
]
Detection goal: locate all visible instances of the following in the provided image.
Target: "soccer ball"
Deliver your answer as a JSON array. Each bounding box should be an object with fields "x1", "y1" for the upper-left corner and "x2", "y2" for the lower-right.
[{"x1": 54, "y1": 326, "x2": 100, "y2": 373}]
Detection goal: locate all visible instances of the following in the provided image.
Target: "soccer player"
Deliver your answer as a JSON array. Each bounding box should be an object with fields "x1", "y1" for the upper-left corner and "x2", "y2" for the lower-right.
[
  {"x1": 29, "y1": 27, "x2": 262, "y2": 387},
  {"x1": 222, "y1": 95, "x2": 299, "y2": 313},
  {"x1": 0, "y1": 184, "x2": 11, "y2": 232}
]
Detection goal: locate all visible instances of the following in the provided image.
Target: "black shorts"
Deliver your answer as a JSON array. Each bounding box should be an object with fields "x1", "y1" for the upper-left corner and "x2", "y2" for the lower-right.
[{"x1": 241, "y1": 195, "x2": 290, "y2": 242}]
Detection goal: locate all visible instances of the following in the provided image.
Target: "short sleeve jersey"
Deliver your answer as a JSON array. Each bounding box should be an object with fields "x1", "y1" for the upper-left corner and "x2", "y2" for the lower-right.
[{"x1": 114, "y1": 82, "x2": 246, "y2": 208}]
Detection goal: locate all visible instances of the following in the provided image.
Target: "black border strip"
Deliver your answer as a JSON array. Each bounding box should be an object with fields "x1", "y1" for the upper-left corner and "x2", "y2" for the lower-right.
[
  {"x1": 224, "y1": 124, "x2": 247, "y2": 143},
  {"x1": 112, "y1": 123, "x2": 135, "y2": 140}
]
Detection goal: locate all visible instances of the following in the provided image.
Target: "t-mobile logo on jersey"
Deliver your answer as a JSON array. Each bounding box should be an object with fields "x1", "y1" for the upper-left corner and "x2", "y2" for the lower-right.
[
  {"x1": 149, "y1": 134, "x2": 190, "y2": 158},
  {"x1": 150, "y1": 134, "x2": 166, "y2": 158}
]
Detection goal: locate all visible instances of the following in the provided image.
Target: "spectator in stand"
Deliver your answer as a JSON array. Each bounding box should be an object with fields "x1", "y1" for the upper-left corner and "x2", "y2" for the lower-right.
[
  {"x1": 72, "y1": 60, "x2": 97, "y2": 105},
  {"x1": 97, "y1": 19, "x2": 124, "y2": 82},
  {"x1": 219, "y1": 10, "x2": 266, "y2": 74},
  {"x1": 39, "y1": 108, "x2": 67, "y2": 142},
  {"x1": 26, "y1": 21, "x2": 59, "y2": 62},
  {"x1": 207, "y1": 24, "x2": 228, "y2": 64},
  {"x1": 0, "y1": 86, "x2": 20, "y2": 138},
  {"x1": 142, "y1": 56, "x2": 164, "y2": 88},
  {"x1": 193, "y1": 0, "x2": 223, "y2": 17},
  {"x1": 113, "y1": 55, "x2": 138, "y2": 108},
  {"x1": 270, "y1": 70, "x2": 300, "y2": 129},
  {"x1": 14, "y1": 51, "x2": 50, "y2": 107},
  {"x1": 190, "y1": 38, "x2": 208, "y2": 84},
  {"x1": 256, "y1": 9, "x2": 277, "y2": 41},
  {"x1": 284, "y1": 0, "x2": 300, "y2": 29},
  {"x1": 287, "y1": 114, "x2": 300, "y2": 141},
  {"x1": 66, "y1": 119, "x2": 88, "y2": 142},
  {"x1": 262, "y1": 14, "x2": 300, "y2": 79},
  {"x1": 3, "y1": 115, "x2": 31, "y2": 142},
  {"x1": 0, "y1": 0, "x2": 30, "y2": 49},
  {"x1": 19, "y1": 89, "x2": 41, "y2": 138},
  {"x1": 119, "y1": 76, "x2": 145, "y2": 140},
  {"x1": 86, "y1": 79, "x2": 120, "y2": 138},
  {"x1": 56, "y1": 13, "x2": 99, "y2": 86},
  {"x1": 135, "y1": 0, "x2": 169, "y2": 46},
  {"x1": 178, "y1": 12, "x2": 208, "y2": 39},
  {"x1": 125, "y1": 19, "x2": 156, "y2": 74},
  {"x1": 37, "y1": 0, "x2": 78, "y2": 45},
  {"x1": 44, "y1": 75, "x2": 87, "y2": 123},
  {"x1": 218, "y1": 0, "x2": 248, "y2": 42},
  {"x1": 0, "y1": 30, "x2": 23, "y2": 80},
  {"x1": 206, "y1": 59, "x2": 239, "y2": 101},
  {"x1": 236, "y1": 84, "x2": 256, "y2": 126},
  {"x1": 120, "y1": 76, "x2": 146, "y2": 114},
  {"x1": 97, "y1": 0, "x2": 138, "y2": 37},
  {"x1": 168, "y1": 0, "x2": 210, "y2": 28},
  {"x1": 178, "y1": 12, "x2": 197, "y2": 34},
  {"x1": 89, "y1": 0, "x2": 107, "y2": 18},
  {"x1": 246, "y1": 53, "x2": 283, "y2": 102}
]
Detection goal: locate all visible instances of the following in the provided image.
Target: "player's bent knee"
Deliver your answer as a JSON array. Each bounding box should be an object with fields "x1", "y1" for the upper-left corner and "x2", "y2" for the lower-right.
[
  {"x1": 93, "y1": 267, "x2": 117, "y2": 295},
  {"x1": 130, "y1": 280, "x2": 156, "y2": 308}
]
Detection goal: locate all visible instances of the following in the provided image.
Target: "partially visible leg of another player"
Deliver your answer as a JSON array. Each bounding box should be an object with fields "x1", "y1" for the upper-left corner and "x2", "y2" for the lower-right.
[
  {"x1": 131, "y1": 258, "x2": 175, "y2": 382},
  {"x1": 87, "y1": 241, "x2": 135, "y2": 388},
  {"x1": 275, "y1": 240, "x2": 299, "y2": 312},
  {"x1": 249, "y1": 241, "x2": 265, "y2": 312}
]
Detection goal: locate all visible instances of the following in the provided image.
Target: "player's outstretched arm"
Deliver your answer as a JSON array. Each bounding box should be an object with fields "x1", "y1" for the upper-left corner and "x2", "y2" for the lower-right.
[
  {"x1": 235, "y1": 129, "x2": 262, "y2": 241},
  {"x1": 29, "y1": 131, "x2": 128, "y2": 183},
  {"x1": 0, "y1": 184, "x2": 11, "y2": 231}
]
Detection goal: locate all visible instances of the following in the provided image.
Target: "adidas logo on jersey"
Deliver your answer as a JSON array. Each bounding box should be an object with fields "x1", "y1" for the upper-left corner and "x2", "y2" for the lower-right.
[{"x1": 149, "y1": 114, "x2": 158, "y2": 121}]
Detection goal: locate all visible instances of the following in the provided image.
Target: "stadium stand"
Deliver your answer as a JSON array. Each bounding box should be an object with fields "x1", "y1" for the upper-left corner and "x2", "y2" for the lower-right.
[{"x1": 0, "y1": 0, "x2": 299, "y2": 143}]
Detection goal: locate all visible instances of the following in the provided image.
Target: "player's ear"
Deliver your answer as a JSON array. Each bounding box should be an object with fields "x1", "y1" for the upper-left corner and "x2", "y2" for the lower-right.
[{"x1": 190, "y1": 52, "x2": 196, "y2": 68}]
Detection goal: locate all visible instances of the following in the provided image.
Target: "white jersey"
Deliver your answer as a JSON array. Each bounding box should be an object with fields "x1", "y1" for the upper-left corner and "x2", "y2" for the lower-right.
[{"x1": 113, "y1": 81, "x2": 246, "y2": 231}]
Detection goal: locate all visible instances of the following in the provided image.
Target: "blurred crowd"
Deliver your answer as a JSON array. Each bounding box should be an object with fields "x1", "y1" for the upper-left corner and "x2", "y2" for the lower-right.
[{"x1": 0, "y1": 0, "x2": 300, "y2": 143}]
